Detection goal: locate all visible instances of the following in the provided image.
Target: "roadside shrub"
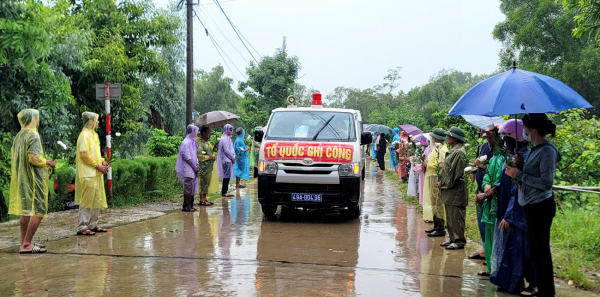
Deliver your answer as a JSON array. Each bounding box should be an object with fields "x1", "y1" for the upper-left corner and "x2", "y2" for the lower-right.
[
  {"x1": 146, "y1": 129, "x2": 183, "y2": 157},
  {"x1": 54, "y1": 166, "x2": 75, "y2": 197},
  {"x1": 110, "y1": 156, "x2": 179, "y2": 207}
]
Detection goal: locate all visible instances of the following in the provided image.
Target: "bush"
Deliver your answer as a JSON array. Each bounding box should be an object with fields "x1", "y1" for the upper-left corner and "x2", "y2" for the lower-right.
[
  {"x1": 146, "y1": 129, "x2": 183, "y2": 157},
  {"x1": 110, "y1": 156, "x2": 179, "y2": 207}
]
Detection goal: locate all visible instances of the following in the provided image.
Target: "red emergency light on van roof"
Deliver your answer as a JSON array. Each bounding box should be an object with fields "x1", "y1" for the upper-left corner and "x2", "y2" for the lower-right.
[{"x1": 311, "y1": 93, "x2": 322, "y2": 106}]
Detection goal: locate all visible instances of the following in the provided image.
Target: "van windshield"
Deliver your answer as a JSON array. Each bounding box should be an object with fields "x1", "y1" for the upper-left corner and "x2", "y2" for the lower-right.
[{"x1": 265, "y1": 111, "x2": 356, "y2": 142}]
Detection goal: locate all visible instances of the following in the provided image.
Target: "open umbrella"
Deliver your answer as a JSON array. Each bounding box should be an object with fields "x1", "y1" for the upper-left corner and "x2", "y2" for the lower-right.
[
  {"x1": 398, "y1": 124, "x2": 423, "y2": 136},
  {"x1": 367, "y1": 124, "x2": 393, "y2": 141},
  {"x1": 195, "y1": 110, "x2": 239, "y2": 128},
  {"x1": 448, "y1": 65, "x2": 592, "y2": 116},
  {"x1": 462, "y1": 115, "x2": 505, "y2": 131},
  {"x1": 410, "y1": 133, "x2": 428, "y2": 146}
]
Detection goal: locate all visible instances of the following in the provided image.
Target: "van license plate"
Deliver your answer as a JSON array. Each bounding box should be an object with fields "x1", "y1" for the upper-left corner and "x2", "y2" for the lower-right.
[{"x1": 291, "y1": 193, "x2": 322, "y2": 202}]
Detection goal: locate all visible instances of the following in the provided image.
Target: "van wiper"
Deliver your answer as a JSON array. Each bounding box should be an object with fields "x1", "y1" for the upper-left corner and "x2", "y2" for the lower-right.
[
  {"x1": 312, "y1": 115, "x2": 335, "y2": 141},
  {"x1": 310, "y1": 113, "x2": 342, "y2": 140}
]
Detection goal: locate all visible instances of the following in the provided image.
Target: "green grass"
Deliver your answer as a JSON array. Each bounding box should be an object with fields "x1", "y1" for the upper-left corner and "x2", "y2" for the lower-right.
[{"x1": 383, "y1": 167, "x2": 600, "y2": 292}]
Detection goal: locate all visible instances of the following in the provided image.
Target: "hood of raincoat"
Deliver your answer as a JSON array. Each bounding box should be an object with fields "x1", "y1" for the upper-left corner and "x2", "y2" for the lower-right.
[
  {"x1": 175, "y1": 124, "x2": 199, "y2": 175},
  {"x1": 82, "y1": 112, "x2": 99, "y2": 130},
  {"x1": 218, "y1": 124, "x2": 235, "y2": 178},
  {"x1": 18, "y1": 109, "x2": 40, "y2": 130},
  {"x1": 235, "y1": 128, "x2": 246, "y2": 146}
]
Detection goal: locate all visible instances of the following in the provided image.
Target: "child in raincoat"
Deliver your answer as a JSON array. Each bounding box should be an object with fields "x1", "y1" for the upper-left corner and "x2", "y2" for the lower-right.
[
  {"x1": 9, "y1": 109, "x2": 56, "y2": 253},
  {"x1": 75, "y1": 112, "x2": 109, "y2": 235}
]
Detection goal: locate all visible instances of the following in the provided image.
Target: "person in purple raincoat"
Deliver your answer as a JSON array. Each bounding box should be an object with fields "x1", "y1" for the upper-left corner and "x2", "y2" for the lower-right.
[
  {"x1": 176, "y1": 124, "x2": 199, "y2": 212},
  {"x1": 218, "y1": 124, "x2": 236, "y2": 197}
]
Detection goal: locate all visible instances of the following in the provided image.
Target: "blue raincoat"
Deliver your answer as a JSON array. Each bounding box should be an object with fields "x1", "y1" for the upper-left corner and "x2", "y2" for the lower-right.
[
  {"x1": 371, "y1": 132, "x2": 377, "y2": 159},
  {"x1": 234, "y1": 129, "x2": 250, "y2": 180},
  {"x1": 490, "y1": 149, "x2": 537, "y2": 292},
  {"x1": 389, "y1": 128, "x2": 400, "y2": 168}
]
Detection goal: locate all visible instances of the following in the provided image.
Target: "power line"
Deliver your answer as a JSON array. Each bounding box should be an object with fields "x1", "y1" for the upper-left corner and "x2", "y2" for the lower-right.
[
  {"x1": 200, "y1": 8, "x2": 248, "y2": 63},
  {"x1": 212, "y1": 0, "x2": 261, "y2": 63},
  {"x1": 194, "y1": 10, "x2": 246, "y2": 80}
]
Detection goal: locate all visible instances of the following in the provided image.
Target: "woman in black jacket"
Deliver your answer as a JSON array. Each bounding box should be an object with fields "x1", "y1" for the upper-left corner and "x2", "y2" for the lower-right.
[{"x1": 377, "y1": 133, "x2": 387, "y2": 170}]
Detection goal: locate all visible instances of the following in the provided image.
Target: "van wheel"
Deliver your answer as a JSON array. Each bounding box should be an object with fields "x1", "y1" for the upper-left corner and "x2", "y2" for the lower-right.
[
  {"x1": 361, "y1": 167, "x2": 365, "y2": 180},
  {"x1": 348, "y1": 205, "x2": 361, "y2": 219},
  {"x1": 261, "y1": 204, "x2": 277, "y2": 217}
]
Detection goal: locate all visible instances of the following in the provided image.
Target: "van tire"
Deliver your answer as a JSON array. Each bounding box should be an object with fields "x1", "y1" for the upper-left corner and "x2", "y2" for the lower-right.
[
  {"x1": 361, "y1": 167, "x2": 365, "y2": 180},
  {"x1": 261, "y1": 204, "x2": 277, "y2": 217}
]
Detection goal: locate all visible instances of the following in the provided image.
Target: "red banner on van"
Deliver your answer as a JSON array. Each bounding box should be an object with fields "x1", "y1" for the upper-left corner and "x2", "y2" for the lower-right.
[{"x1": 264, "y1": 142, "x2": 354, "y2": 163}]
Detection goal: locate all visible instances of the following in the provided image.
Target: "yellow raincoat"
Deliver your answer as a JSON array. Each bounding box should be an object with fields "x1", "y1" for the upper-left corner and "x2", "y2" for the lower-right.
[
  {"x1": 9, "y1": 109, "x2": 49, "y2": 217},
  {"x1": 422, "y1": 143, "x2": 448, "y2": 221},
  {"x1": 75, "y1": 112, "x2": 107, "y2": 209}
]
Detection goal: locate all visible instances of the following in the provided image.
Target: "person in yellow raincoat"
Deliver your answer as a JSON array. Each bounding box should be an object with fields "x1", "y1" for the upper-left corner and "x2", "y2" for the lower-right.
[
  {"x1": 9, "y1": 109, "x2": 56, "y2": 253},
  {"x1": 422, "y1": 128, "x2": 448, "y2": 238},
  {"x1": 75, "y1": 112, "x2": 109, "y2": 236}
]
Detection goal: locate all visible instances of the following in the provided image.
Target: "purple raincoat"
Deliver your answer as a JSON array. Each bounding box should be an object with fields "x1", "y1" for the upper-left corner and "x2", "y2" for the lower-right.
[
  {"x1": 176, "y1": 125, "x2": 199, "y2": 194},
  {"x1": 218, "y1": 124, "x2": 235, "y2": 179}
]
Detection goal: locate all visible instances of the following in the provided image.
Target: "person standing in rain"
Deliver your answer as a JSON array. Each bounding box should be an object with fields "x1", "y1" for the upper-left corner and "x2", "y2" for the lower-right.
[
  {"x1": 423, "y1": 128, "x2": 448, "y2": 234},
  {"x1": 196, "y1": 126, "x2": 216, "y2": 206},
  {"x1": 176, "y1": 124, "x2": 200, "y2": 212},
  {"x1": 9, "y1": 109, "x2": 55, "y2": 253},
  {"x1": 234, "y1": 127, "x2": 250, "y2": 188},
  {"x1": 218, "y1": 124, "x2": 236, "y2": 197},
  {"x1": 437, "y1": 127, "x2": 468, "y2": 250},
  {"x1": 389, "y1": 128, "x2": 400, "y2": 174},
  {"x1": 249, "y1": 127, "x2": 262, "y2": 178},
  {"x1": 376, "y1": 133, "x2": 387, "y2": 171},
  {"x1": 75, "y1": 112, "x2": 109, "y2": 235},
  {"x1": 506, "y1": 113, "x2": 560, "y2": 297}
]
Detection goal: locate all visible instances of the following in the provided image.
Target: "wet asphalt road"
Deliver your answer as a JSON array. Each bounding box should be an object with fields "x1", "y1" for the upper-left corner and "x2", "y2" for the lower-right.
[{"x1": 0, "y1": 161, "x2": 596, "y2": 296}]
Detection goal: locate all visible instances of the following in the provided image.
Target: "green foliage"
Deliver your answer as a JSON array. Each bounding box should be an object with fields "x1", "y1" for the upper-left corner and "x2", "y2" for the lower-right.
[
  {"x1": 146, "y1": 129, "x2": 182, "y2": 157},
  {"x1": 552, "y1": 109, "x2": 600, "y2": 208},
  {"x1": 561, "y1": 0, "x2": 600, "y2": 44},
  {"x1": 110, "y1": 156, "x2": 179, "y2": 207},
  {"x1": 54, "y1": 166, "x2": 75, "y2": 197},
  {"x1": 238, "y1": 49, "x2": 300, "y2": 129},
  {"x1": 0, "y1": 132, "x2": 12, "y2": 189},
  {"x1": 209, "y1": 131, "x2": 222, "y2": 147},
  {"x1": 494, "y1": 0, "x2": 600, "y2": 117},
  {"x1": 194, "y1": 65, "x2": 242, "y2": 115}
]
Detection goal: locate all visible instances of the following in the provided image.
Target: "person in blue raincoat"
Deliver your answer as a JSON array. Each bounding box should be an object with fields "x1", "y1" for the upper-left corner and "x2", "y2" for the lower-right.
[
  {"x1": 371, "y1": 132, "x2": 377, "y2": 160},
  {"x1": 389, "y1": 128, "x2": 400, "y2": 174},
  {"x1": 490, "y1": 119, "x2": 537, "y2": 294},
  {"x1": 234, "y1": 127, "x2": 250, "y2": 188}
]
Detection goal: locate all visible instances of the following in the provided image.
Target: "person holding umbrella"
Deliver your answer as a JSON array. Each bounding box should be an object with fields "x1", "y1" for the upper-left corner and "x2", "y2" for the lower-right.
[
  {"x1": 218, "y1": 124, "x2": 236, "y2": 197},
  {"x1": 505, "y1": 113, "x2": 561, "y2": 296}
]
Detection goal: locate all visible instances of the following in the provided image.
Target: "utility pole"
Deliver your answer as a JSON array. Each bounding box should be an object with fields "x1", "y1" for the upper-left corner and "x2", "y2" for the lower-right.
[
  {"x1": 186, "y1": 0, "x2": 194, "y2": 125},
  {"x1": 282, "y1": 36, "x2": 286, "y2": 52}
]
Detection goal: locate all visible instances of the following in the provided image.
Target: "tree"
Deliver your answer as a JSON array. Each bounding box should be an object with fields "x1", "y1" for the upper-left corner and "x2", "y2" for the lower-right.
[
  {"x1": 194, "y1": 65, "x2": 241, "y2": 115},
  {"x1": 494, "y1": 0, "x2": 600, "y2": 116},
  {"x1": 238, "y1": 49, "x2": 300, "y2": 129},
  {"x1": 561, "y1": 0, "x2": 600, "y2": 44}
]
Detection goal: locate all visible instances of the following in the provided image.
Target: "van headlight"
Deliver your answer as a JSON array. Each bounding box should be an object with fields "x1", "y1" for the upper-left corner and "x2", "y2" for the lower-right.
[
  {"x1": 259, "y1": 160, "x2": 278, "y2": 175},
  {"x1": 339, "y1": 163, "x2": 360, "y2": 177}
]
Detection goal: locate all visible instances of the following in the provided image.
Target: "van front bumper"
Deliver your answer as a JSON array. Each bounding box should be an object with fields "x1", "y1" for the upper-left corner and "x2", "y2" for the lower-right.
[{"x1": 257, "y1": 175, "x2": 361, "y2": 208}]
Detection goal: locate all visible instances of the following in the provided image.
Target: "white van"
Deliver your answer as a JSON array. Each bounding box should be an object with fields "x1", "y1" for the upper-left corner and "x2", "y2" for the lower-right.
[{"x1": 253, "y1": 93, "x2": 373, "y2": 219}]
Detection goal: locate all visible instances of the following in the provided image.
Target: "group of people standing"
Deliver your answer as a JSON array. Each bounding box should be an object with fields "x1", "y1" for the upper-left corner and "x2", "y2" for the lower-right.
[
  {"x1": 403, "y1": 114, "x2": 559, "y2": 296},
  {"x1": 175, "y1": 124, "x2": 256, "y2": 212},
  {"x1": 9, "y1": 109, "x2": 110, "y2": 253}
]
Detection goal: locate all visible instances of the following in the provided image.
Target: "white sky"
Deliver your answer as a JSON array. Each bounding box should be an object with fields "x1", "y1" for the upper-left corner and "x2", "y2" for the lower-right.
[{"x1": 153, "y1": 0, "x2": 505, "y2": 95}]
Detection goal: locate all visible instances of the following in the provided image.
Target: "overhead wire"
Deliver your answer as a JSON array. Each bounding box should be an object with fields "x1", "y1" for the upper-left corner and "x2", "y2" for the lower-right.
[
  {"x1": 200, "y1": 7, "x2": 248, "y2": 63},
  {"x1": 193, "y1": 10, "x2": 246, "y2": 81},
  {"x1": 212, "y1": 0, "x2": 262, "y2": 63}
]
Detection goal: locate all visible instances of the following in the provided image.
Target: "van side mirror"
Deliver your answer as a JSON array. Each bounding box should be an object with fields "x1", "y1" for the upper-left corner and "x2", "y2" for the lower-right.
[
  {"x1": 254, "y1": 130, "x2": 264, "y2": 143},
  {"x1": 361, "y1": 132, "x2": 372, "y2": 145}
]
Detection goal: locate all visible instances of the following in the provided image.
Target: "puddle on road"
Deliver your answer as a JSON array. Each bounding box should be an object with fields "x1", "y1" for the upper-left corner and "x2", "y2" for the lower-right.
[{"x1": 0, "y1": 160, "x2": 595, "y2": 296}]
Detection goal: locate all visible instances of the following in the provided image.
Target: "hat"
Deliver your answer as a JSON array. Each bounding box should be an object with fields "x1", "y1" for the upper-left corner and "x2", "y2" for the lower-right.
[
  {"x1": 499, "y1": 119, "x2": 524, "y2": 141},
  {"x1": 236, "y1": 127, "x2": 243, "y2": 135},
  {"x1": 431, "y1": 128, "x2": 447, "y2": 141},
  {"x1": 445, "y1": 127, "x2": 466, "y2": 143}
]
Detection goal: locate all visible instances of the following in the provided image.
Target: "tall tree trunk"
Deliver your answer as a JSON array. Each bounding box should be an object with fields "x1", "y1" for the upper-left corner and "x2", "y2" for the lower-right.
[{"x1": 186, "y1": 0, "x2": 194, "y2": 125}]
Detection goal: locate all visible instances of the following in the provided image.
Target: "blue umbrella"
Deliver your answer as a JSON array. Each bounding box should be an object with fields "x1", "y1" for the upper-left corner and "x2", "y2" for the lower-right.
[{"x1": 448, "y1": 67, "x2": 593, "y2": 116}]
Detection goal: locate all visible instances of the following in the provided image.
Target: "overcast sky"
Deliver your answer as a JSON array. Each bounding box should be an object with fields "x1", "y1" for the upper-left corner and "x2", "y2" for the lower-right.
[{"x1": 153, "y1": 0, "x2": 505, "y2": 96}]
